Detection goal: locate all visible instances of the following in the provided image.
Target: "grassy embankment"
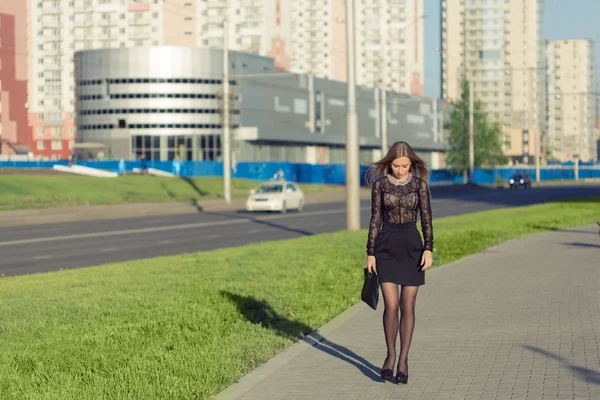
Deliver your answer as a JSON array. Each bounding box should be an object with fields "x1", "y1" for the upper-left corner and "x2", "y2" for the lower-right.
[{"x1": 0, "y1": 175, "x2": 346, "y2": 211}]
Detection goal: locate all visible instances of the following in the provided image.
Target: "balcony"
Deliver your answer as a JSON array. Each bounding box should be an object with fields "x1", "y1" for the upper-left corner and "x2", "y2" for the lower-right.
[
  {"x1": 42, "y1": 32, "x2": 62, "y2": 42},
  {"x1": 98, "y1": 19, "x2": 118, "y2": 27},
  {"x1": 73, "y1": 5, "x2": 93, "y2": 13},
  {"x1": 75, "y1": 21, "x2": 94, "y2": 30},
  {"x1": 129, "y1": 30, "x2": 151, "y2": 40},
  {"x1": 43, "y1": 47, "x2": 62, "y2": 55},
  {"x1": 41, "y1": 19, "x2": 62, "y2": 28},
  {"x1": 128, "y1": 17, "x2": 151, "y2": 26},
  {"x1": 207, "y1": 0, "x2": 226, "y2": 7},
  {"x1": 41, "y1": 7, "x2": 62, "y2": 14}
]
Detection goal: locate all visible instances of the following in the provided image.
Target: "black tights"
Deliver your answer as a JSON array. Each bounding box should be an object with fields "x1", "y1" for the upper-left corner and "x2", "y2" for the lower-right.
[{"x1": 381, "y1": 283, "x2": 419, "y2": 374}]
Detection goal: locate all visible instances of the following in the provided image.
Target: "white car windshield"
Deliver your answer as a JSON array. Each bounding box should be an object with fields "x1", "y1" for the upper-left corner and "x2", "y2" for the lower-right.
[{"x1": 256, "y1": 184, "x2": 284, "y2": 193}]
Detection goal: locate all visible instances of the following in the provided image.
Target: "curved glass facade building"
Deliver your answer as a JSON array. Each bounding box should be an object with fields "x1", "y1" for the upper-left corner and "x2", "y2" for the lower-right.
[{"x1": 75, "y1": 47, "x2": 446, "y2": 166}]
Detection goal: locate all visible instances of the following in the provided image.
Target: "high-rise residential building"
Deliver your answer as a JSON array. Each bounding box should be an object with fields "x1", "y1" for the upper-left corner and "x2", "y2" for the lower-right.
[
  {"x1": 199, "y1": 0, "x2": 425, "y2": 94},
  {"x1": 30, "y1": 0, "x2": 207, "y2": 159},
  {"x1": 355, "y1": 0, "x2": 425, "y2": 94},
  {"x1": 441, "y1": 0, "x2": 546, "y2": 165},
  {"x1": 198, "y1": 0, "x2": 293, "y2": 72},
  {"x1": 546, "y1": 39, "x2": 597, "y2": 162},
  {"x1": 288, "y1": 0, "x2": 346, "y2": 81},
  {"x1": 0, "y1": 0, "x2": 29, "y2": 157}
]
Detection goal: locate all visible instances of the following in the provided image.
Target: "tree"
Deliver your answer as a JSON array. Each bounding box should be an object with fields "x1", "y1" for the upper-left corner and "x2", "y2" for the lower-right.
[{"x1": 445, "y1": 80, "x2": 508, "y2": 175}]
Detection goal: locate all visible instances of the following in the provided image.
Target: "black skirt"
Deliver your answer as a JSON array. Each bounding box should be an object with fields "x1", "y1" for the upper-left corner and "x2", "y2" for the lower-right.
[{"x1": 374, "y1": 222, "x2": 425, "y2": 286}]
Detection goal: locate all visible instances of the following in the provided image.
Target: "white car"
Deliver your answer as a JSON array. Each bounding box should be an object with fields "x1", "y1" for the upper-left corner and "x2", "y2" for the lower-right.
[{"x1": 245, "y1": 180, "x2": 305, "y2": 213}]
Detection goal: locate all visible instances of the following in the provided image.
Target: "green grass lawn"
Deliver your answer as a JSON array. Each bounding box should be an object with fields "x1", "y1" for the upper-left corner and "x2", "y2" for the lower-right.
[
  {"x1": 0, "y1": 197, "x2": 598, "y2": 399},
  {"x1": 0, "y1": 175, "x2": 345, "y2": 211}
]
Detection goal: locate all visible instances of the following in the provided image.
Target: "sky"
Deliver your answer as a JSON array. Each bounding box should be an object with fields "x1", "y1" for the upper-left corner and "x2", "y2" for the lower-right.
[{"x1": 423, "y1": 0, "x2": 600, "y2": 99}]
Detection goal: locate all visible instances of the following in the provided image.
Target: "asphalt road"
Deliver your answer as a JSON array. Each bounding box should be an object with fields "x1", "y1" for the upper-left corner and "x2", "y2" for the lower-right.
[{"x1": 1, "y1": 184, "x2": 599, "y2": 277}]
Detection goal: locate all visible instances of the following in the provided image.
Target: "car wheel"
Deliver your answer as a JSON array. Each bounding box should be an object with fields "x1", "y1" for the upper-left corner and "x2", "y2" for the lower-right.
[
  {"x1": 297, "y1": 200, "x2": 304, "y2": 213},
  {"x1": 280, "y1": 201, "x2": 287, "y2": 213}
]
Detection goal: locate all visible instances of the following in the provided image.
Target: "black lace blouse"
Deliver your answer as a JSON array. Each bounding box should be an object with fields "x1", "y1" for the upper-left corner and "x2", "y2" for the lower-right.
[{"x1": 366, "y1": 175, "x2": 433, "y2": 255}]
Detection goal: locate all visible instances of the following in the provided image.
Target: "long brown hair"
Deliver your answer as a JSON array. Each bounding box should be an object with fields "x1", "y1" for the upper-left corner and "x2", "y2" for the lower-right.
[{"x1": 366, "y1": 141, "x2": 428, "y2": 187}]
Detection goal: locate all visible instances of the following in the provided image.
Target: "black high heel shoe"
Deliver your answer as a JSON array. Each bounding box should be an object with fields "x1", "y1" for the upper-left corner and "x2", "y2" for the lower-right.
[
  {"x1": 381, "y1": 356, "x2": 395, "y2": 382},
  {"x1": 380, "y1": 368, "x2": 394, "y2": 382},
  {"x1": 395, "y1": 361, "x2": 408, "y2": 384}
]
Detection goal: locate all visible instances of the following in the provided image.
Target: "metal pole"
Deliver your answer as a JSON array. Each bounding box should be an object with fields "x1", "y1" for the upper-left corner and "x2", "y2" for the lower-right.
[
  {"x1": 381, "y1": 87, "x2": 387, "y2": 155},
  {"x1": 469, "y1": 80, "x2": 474, "y2": 184},
  {"x1": 345, "y1": 0, "x2": 360, "y2": 231},
  {"x1": 222, "y1": 18, "x2": 231, "y2": 204},
  {"x1": 533, "y1": 68, "x2": 541, "y2": 182}
]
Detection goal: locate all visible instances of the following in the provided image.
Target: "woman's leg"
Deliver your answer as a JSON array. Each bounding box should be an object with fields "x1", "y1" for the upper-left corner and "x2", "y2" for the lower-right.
[
  {"x1": 380, "y1": 282, "x2": 400, "y2": 370},
  {"x1": 398, "y1": 285, "x2": 419, "y2": 374}
]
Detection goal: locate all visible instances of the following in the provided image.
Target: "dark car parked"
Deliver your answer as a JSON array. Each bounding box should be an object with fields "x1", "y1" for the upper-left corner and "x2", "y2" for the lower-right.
[{"x1": 509, "y1": 173, "x2": 532, "y2": 189}]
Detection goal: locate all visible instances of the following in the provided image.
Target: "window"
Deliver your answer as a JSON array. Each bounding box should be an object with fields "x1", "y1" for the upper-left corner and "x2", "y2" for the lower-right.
[
  {"x1": 37, "y1": 141, "x2": 45, "y2": 150},
  {"x1": 51, "y1": 140, "x2": 63, "y2": 150}
]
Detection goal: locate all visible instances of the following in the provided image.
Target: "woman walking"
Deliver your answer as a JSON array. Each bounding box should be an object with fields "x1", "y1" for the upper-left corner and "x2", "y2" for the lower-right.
[{"x1": 365, "y1": 141, "x2": 434, "y2": 384}]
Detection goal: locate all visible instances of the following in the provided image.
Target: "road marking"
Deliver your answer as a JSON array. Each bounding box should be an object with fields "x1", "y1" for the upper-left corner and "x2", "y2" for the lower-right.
[
  {"x1": 140, "y1": 219, "x2": 167, "y2": 225},
  {"x1": 316, "y1": 222, "x2": 326, "y2": 226},
  {"x1": 248, "y1": 229, "x2": 261, "y2": 234},
  {"x1": 101, "y1": 247, "x2": 118, "y2": 252},
  {"x1": 205, "y1": 234, "x2": 221, "y2": 239},
  {"x1": 32, "y1": 255, "x2": 52, "y2": 260},
  {"x1": 158, "y1": 240, "x2": 172, "y2": 245},
  {"x1": 0, "y1": 207, "x2": 370, "y2": 247}
]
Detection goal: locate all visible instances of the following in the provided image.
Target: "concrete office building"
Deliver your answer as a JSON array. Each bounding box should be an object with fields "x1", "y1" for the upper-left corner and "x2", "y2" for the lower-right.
[
  {"x1": 75, "y1": 47, "x2": 445, "y2": 166},
  {"x1": 546, "y1": 39, "x2": 597, "y2": 162},
  {"x1": 441, "y1": 0, "x2": 546, "y2": 165}
]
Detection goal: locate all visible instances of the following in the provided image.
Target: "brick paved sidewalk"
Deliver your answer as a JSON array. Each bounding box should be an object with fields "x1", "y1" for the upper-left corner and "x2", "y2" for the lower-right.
[{"x1": 217, "y1": 224, "x2": 600, "y2": 400}]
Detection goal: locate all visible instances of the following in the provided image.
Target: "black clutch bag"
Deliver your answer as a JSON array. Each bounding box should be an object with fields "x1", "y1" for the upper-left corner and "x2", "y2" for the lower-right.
[{"x1": 361, "y1": 268, "x2": 379, "y2": 310}]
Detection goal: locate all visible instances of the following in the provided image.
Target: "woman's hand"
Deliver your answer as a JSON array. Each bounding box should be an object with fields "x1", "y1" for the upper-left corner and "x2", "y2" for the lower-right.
[
  {"x1": 420, "y1": 250, "x2": 433, "y2": 271},
  {"x1": 366, "y1": 255, "x2": 377, "y2": 275}
]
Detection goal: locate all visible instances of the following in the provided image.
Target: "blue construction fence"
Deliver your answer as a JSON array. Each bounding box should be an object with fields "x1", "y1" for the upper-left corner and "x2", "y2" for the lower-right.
[{"x1": 1, "y1": 160, "x2": 599, "y2": 185}]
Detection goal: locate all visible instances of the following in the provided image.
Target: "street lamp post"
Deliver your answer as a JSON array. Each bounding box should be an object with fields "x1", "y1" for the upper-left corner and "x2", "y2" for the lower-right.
[
  {"x1": 345, "y1": 0, "x2": 360, "y2": 231},
  {"x1": 468, "y1": 80, "x2": 474, "y2": 184},
  {"x1": 222, "y1": 18, "x2": 232, "y2": 205}
]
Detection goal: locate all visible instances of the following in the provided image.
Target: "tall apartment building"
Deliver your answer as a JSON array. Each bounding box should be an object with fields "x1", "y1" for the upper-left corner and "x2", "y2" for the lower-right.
[
  {"x1": 30, "y1": 0, "x2": 209, "y2": 159},
  {"x1": 441, "y1": 0, "x2": 546, "y2": 165},
  {"x1": 0, "y1": 0, "x2": 29, "y2": 157},
  {"x1": 355, "y1": 0, "x2": 425, "y2": 94},
  {"x1": 546, "y1": 39, "x2": 597, "y2": 162},
  {"x1": 199, "y1": 0, "x2": 425, "y2": 94},
  {"x1": 197, "y1": 0, "x2": 293, "y2": 72}
]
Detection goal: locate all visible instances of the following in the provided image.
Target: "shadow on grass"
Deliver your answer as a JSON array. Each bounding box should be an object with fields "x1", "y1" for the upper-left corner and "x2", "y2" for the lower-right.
[
  {"x1": 221, "y1": 291, "x2": 383, "y2": 382},
  {"x1": 180, "y1": 177, "x2": 210, "y2": 197},
  {"x1": 160, "y1": 182, "x2": 178, "y2": 199},
  {"x1": 523, "y1": 345, "x2": 600, "y2": 385}
]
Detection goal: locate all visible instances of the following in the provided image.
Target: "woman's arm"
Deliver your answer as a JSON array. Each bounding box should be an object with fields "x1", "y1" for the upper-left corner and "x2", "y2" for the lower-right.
[
  {"x1": 366, "y1": 179, "x2": 382, "y2": 255},
  {"x1": 418, "y1": 179, "x2": 433, "y2": 251}
]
